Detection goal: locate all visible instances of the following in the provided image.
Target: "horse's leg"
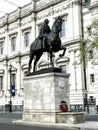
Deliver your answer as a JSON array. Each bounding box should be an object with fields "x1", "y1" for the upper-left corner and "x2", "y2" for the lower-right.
[
  {"x1": 33, "y1": 52, "x2": 43, "y2": 72},
  {"x1": 50, "y1": 48, "x2": 54, "y2": 67},
  {"x1": 28, "y1": 51, "x2": 35, "y2": 73},
  {"x1": 59, "y1": 46, "x2": 66, "y2": 57}
]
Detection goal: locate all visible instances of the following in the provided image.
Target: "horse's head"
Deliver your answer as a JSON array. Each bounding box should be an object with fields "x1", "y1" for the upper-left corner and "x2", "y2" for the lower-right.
[{"x1": 52, "y1": 16, "x2": 62, "y2": 33}]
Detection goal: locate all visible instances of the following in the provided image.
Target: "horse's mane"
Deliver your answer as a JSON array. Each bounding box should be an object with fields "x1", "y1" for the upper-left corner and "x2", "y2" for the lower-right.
[
  {"x1": 51, "y1": 16, "x2": 62, "y2": 30},
  {"x1": 51, "y1": 19, "x2": 58, "y2": 30}
]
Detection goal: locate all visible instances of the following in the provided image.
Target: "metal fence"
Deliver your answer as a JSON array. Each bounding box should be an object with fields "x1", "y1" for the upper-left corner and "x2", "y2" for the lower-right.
[
  {"x1": 0, "y1": 104, "x2": 23, "y2": 112},
  {"x1": 70, "y1": 104, "x2": 98, "y2": 114}
]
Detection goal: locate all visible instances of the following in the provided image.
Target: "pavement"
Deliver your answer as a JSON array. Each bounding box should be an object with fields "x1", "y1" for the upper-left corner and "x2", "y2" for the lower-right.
[{"x1": 13, "y1": 120, "x2": 98, "y2": 130}]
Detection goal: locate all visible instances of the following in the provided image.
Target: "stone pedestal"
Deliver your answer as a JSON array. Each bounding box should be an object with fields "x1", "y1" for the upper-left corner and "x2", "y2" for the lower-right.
[{"x1": 23, "y1": 72, "x2": 70, "y2": 123}]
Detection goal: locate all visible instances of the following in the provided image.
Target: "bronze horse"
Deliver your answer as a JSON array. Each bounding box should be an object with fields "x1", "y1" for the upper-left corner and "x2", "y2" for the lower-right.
[{"x1": 27, "y1": 16, "x2": 66, "y2": 73}]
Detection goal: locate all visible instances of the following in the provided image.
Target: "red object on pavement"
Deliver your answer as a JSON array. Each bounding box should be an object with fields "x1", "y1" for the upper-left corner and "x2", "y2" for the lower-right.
[{"x1": 60, "y1": 104, "x2": 68, "y2": 112}]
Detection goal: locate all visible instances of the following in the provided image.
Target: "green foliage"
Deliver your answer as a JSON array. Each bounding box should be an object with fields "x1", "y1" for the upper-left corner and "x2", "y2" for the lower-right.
[{"x1": 79, "y1": 18, "x2": 98, "y2": 65}]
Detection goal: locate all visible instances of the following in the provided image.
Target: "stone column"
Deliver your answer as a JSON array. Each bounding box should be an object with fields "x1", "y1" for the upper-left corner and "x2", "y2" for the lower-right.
[
  {"x1": 3, "y1": 60, "x2": 8, "y2": 94},
  {"x1": 31, "y1": 0, "x2": 36, "y2": 40},
  {"x1": 16, "y1": 57, "x2": 21, "y2": 95},
  {"x1": 17, "y1": 7, "x2": 21, "y2": 54}
]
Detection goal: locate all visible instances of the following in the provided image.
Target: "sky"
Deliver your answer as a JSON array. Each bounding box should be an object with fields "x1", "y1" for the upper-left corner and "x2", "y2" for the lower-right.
[{"x1": 0, "y1": 0, "x2": 31, "y2": 17}]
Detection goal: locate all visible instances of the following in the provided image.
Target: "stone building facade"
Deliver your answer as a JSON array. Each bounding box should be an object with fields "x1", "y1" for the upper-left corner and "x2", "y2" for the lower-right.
[{"x1": 0, "y1": 0, "x2": 97, "y2": 112}]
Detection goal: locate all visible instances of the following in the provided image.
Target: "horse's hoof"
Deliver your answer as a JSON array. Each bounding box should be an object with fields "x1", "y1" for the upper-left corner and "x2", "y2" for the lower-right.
[{"x1": 26, "y1": 71, "x2": 30, "y2": 75}]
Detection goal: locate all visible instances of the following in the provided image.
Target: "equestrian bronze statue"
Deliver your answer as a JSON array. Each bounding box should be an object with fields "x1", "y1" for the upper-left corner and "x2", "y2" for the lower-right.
[{"x1": 27, "y1": 16, "x2": 66, "y2": 73}]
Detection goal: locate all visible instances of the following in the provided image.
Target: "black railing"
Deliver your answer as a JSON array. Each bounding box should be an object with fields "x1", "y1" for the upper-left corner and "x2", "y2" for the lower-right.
[{"x1": 84, "y1": 98, "x2": 96, "y2": 105}]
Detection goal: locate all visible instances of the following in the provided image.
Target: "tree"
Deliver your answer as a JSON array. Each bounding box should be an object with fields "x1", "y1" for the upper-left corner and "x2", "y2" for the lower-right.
[{"x1": 79, "y1": 18, "x2": 98, "y2": 66}]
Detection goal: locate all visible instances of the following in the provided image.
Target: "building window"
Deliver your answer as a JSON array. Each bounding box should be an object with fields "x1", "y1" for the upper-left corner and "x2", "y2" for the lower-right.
[
  {"x1": 89, "y1": 96, "x2": 96, "y2": 105},
  {"x1": 11, "y1": 37, "x2": 16, "y2": 52},
  {"x1": 0, "y1": 41, "x2": 4, "y2": 55},
  {"x1": 24, "y1": 32, "x2": 30, "y2": 48},
  {"x1": 11, "y1": 74, "x2": 16, "y2": 86},
  {"x1": 90, "y1": 74, "x2": 94, "y2": 83},
  {"x1": 60, "y1": 65, "x2": 66, "y2": 74},
  {"x1": 0, "y1": 76, "x2": 3, "y2": 90},
  {"x1": 60, "y1": 19, "x2": 65, "y2": 38},
  {"x1": 83, "y1": 0, "x2": 89, "y2": 3},
  {"x1": 85, "y1": 0, "x2": 89, "y2": 3}
]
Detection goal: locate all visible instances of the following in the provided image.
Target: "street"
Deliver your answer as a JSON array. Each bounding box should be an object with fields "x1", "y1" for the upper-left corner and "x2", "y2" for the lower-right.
[
  {"x1": 0, "y1": 112, "x2": 98, "y2": 130},
  {"x1": 0, "y1": 123, "x2": 78, "y2": 130},
  {"x1": 85, "y1": 114, "x2": 98, "y2": 121},
  {"x1": 0, "y1": 112, "x2": 22, "y2": 123},
  {"x1": 0, "y1": 112, "x2": 78, "y2": 130}
]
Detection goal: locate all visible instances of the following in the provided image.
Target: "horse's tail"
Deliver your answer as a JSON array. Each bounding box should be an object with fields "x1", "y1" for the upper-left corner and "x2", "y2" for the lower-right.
[
  {"x1": 29, "y1": 48, "x2": 33, "y2": 57},
  {"x1": 29, "y1": 40, "x2": 36, "y2": 57}
]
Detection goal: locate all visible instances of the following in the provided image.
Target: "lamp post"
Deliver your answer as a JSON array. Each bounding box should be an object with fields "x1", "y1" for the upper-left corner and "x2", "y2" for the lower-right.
[{"x1": 9, "y1": 64, "x2": 12, "y2": 112}]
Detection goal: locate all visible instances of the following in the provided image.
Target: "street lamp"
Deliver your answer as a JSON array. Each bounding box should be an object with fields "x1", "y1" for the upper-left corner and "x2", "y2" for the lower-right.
[{"x1": 9, "y1": 64, "x2": 12, "y2": 112}]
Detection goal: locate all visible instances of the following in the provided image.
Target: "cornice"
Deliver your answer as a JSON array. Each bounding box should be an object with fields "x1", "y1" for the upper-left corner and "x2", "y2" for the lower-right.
[
  {"x1": 0, "y1": 55, "x2": 8, "y2": 62},
  {"x1": 7, "y1": 53, "x2": 21, "y2": 61},
  {"x1": 0, "y1": 0, "x2": 68, "y2": 27},
  {"x1": 0, "y1": 52, "x2": 22, "y2": 62},
  {"x1": 36, "y1": 0, "x2": 65, "y2": 12},
  {"x1": 0, "y1": 0, "x2": 82, "y2": 30},
  {"x1": 0, "y1": 16, "x2": 8, "y2": 28},
  {"x1": 0, "y1": 0, "x2": 82, "y2": 27},
  {"x1": 64, "y1": 38, "x2": 82, "y2": 47}
]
